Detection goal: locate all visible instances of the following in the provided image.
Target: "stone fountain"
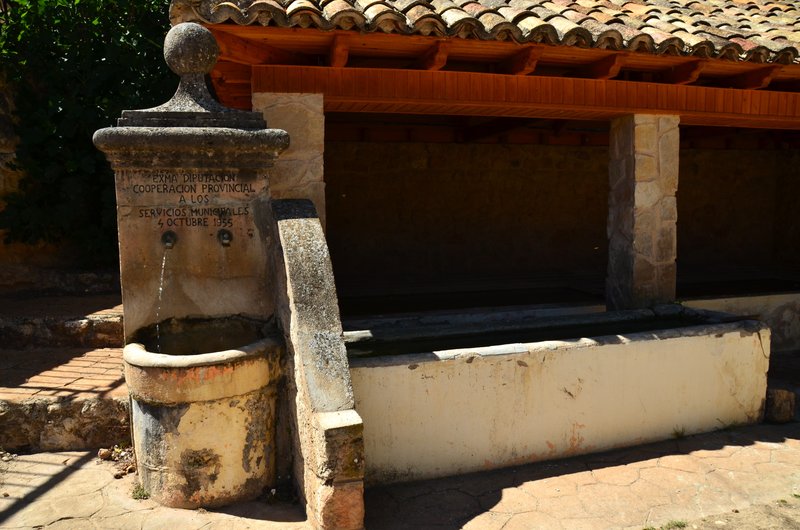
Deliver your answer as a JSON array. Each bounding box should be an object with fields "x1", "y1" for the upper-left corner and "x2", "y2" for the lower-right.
[
  {"x1": 95, "y1": 22, "x2": 365, "y2": 529},
  {"x1": 94, "y1": 23, "x2": 289, "y2": 509}
]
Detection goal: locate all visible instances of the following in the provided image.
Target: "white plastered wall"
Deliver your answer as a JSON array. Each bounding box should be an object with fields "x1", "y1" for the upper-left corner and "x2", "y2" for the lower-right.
[{"x1": 350, "y1": 322, "x2": 769, "y2": 484}]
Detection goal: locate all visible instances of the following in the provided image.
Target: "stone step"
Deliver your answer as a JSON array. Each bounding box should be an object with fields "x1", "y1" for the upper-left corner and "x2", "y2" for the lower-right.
[
  {"x1": 0, "y1": 347, "x2": 129, "y2": 452},
  {"x1": 0, "y1": 293, "x2": 123, "y2": 349}
]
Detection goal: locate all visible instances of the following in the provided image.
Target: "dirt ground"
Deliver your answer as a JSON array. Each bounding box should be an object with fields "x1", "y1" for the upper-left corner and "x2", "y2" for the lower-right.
[{"x1": 680, "y1": 496, "x2": 800, "y2": 530}]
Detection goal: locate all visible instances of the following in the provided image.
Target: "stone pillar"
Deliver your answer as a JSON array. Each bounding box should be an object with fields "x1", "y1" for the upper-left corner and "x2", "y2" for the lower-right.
[
  {"x1": 607, "y1": 114, "x2": 679, "y2": 310},
  {"x1": 252, "y1": 93, "x2": 326, "y2": 227}
]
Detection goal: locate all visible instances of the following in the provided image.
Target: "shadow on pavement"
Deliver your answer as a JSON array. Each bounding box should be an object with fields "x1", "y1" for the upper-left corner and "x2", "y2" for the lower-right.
[{"x1": 364, "y1": 422, "x2": 800, "y2": 529}]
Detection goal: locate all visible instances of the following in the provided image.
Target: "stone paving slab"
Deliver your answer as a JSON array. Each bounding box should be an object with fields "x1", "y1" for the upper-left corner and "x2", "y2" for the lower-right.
[
  {"x1": 1, "y1": 424, "x2": 799, "y2": 529},
  {"x1": 365, "y1": 422, "x2": 800, "y2": 530},
  {"x1": 0, "y1": 452, "x2": 308, "y2": 529}
]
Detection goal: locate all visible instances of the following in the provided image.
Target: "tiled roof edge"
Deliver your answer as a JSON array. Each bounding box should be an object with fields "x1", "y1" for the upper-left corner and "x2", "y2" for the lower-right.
[{"x1": 169, "y1": 0, "x2": 800, "y2": 64}]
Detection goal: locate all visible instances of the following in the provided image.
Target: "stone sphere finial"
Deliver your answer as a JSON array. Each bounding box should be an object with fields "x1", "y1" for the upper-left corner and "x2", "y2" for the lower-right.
[{"x1": 163, "y1": 22, "x2": 219, "y2": 76}]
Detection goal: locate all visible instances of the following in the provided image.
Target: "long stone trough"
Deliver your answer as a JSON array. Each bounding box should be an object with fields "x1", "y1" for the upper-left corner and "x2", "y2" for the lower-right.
[{"x1": 347, "y1": 306, "x2": 770, "y2": 484}]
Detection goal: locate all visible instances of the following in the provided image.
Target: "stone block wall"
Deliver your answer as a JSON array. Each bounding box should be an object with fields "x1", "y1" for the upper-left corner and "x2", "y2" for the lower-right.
[
  {"x1": 324, "y1": 142, "x2": 609, "y2": 299},
  {"x1": 678, "y1": 148, "x2": 800, "y2": 273},
  {"x1": 607, "y1": 114, "x2": 679, "y2": 310},
  {"x1": 253, "y1": 93, "x2": 326, "y2": 227}
]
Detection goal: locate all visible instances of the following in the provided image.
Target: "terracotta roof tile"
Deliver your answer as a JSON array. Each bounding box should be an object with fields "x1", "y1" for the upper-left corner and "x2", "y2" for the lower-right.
[{"x1": 172, "y1": 0, "x2": 800, "y2": 63}]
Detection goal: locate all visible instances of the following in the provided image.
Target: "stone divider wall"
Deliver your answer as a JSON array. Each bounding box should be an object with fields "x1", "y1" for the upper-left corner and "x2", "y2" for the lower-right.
[{"x1": 270, "y1": 199, "x2": 364, "y2": 530}]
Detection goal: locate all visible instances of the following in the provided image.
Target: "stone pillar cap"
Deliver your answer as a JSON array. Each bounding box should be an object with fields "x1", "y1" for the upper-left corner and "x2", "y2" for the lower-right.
[{"x1": 116, "y1": 22, "x2": 266, "y2": 129}]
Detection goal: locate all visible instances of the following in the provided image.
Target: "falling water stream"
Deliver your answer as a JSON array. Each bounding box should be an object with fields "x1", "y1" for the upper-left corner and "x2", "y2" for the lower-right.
[{"x1": 154, "y1": 251, "x2": 168, "y2": 353}]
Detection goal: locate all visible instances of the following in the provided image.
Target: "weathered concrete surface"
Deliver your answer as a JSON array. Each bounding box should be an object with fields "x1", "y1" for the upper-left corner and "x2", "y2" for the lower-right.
[
  {"x1": 94, "y1": 124, "x2": 288, "y2": 339},
  {"x1": 254, "y1": 94, "x2": 326, "y2": 227},
  {"x1": 686, "y1": 293, "x2": 800, "y2": 353},
  {"x1": 607, "y1": 114, "x2": 679, "y2": 310},
  {"x1": 270, "y1": 199, "x2": 364, "y2": 530},
  {"x1": 350, "y1": 319, "x2": 769, "y2": 484}
]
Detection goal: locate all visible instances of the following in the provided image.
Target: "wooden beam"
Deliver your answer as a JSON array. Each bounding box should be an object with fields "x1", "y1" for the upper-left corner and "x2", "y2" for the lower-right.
[
  {"x1": 212, "y1": 29, "x2": 310, "y2": 65},
  {"x1": 252, "y1": 65, "x2": 800, "y2": 129},
  {"x1": 582, "y1": 54, "x2": 625, "y2": 80},
  {"x1": 329, "y1": 35, "x2": 349, "y2": 68},
  {"x1": 416, "y1": 41, "x2": 449, "y2": 71},
  {"x1": 499, "y1": 47, "x2": 542, "y2": 76},
  {"x1": 209, "y1": 61, "x2": 251, "y2": 84},
  {"x1": 659, "y1": 59, "x2": 705, "y2": 85},
  {"x1": 726, "y1": 65, "x2": 782, "y2": 90}
]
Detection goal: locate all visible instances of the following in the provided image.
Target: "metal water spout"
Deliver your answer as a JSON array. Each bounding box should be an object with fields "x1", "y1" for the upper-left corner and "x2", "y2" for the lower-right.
[
  {"x1": 217, "y1": 229, "x2": 232, "y2": 247},
  {"x1": 160, "y1": 231, "x2": 178, "y2": 249}
]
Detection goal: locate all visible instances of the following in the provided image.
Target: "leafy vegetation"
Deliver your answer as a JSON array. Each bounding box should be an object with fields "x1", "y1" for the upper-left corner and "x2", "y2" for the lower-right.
[
  {"x1": 131, "y1": 482, "x2": 150, "y2": 500},
  {"x1": 0, "y1": 0, "x2": 174, "y2": 264}
]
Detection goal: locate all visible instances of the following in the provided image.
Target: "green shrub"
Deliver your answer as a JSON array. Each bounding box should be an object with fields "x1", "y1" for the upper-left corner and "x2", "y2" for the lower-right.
[{"x1": 0, "y1": 0, "x2": 174, "y2": 265}]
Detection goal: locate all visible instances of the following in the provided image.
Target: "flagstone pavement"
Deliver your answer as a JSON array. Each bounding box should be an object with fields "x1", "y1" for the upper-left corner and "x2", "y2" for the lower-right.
[{"x1": 2, "y1": 422, "x2": 800, "y2": 529}]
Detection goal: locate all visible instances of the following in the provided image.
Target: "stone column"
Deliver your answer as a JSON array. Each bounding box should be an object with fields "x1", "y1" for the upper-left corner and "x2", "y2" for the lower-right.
[
  {"x1": 607, "y1": 114, "x2": 679, "y2": 310},
  {"x1": 252, "y1": 93, "x2": 326, "y2": 227}
]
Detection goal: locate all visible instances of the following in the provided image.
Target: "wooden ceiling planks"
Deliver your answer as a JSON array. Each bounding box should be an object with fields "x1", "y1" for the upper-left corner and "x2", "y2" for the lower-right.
[{"x1": 249, "y1": 65, "x2": 800, "y2": 128}]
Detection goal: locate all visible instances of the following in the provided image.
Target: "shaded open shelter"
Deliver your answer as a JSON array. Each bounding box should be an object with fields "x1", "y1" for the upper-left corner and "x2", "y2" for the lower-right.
[
  {"x1": 142, "y1": 0, "x2": 800, "y2": 527},
  {"x1": 173, "y1": 0, "x2": 800, "y2": 316}
]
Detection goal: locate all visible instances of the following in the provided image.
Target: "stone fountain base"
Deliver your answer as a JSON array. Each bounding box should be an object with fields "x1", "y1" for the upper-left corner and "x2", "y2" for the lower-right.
[{"x1": 123, "y1": 317, "x2": 282, "y2": 509}]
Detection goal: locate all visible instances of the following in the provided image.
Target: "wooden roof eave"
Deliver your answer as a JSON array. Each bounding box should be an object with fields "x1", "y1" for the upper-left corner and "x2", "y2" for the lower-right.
[{"x1": 207, "y1": 25, "x2": 800, "y2": 129}]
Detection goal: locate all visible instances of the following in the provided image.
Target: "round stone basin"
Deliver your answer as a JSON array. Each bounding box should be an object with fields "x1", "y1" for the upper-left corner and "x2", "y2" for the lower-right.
[
  {"x1": 123, "y1": 316, "x2": 282, "y2": 509},
  {"x1": 129, "y1": 316, "x2": 271, "y2": 356}
]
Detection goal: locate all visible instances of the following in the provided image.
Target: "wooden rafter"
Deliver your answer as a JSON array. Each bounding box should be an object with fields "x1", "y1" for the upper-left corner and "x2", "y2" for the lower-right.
[
  {"x1": 726, "y1": 65, "x2": 782, "y2": 90},
  {"x1": 499, "y1": 47, "x2": 542, "y2": 76},
  {"x1": 582, "y1": 54, "x2": 625, "y2": 80},
  {"x1": 329, "y1": 35, "x2": 349, "y2": 67},
  {"x1": 212, "y1": 29, "x2": 309, "y2": 65},
  {"x1": 659, "y1": 59, "x2": 705, "y2": 85},
  {"x1": 416, "y1": 41, "x2": 449, "y2": 71},
  {"x1": 207, "y1": 26, "x2": 800, "y2": 90}
]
